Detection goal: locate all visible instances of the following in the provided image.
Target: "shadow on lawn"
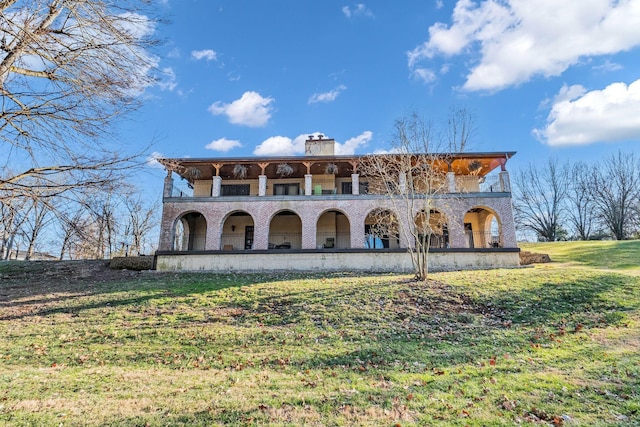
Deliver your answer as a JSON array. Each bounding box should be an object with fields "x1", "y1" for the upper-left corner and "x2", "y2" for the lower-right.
[
  {"x1": 484, "y1": 272, "x2": 638, "y2": 324},
  {"x1": 248, "y1": 271, "x2": 637, "y2": 370},
  {"x1": 0, "y1": 260, "x2": 376, "y2": 321}
]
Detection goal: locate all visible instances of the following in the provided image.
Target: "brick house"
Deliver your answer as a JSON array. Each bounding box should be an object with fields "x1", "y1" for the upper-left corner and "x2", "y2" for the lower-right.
[{"x1": 155, "y1": 136, "x2": 519, "y2": 272}]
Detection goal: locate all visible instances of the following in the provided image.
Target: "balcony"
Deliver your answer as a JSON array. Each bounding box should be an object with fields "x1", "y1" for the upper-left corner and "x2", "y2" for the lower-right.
[{"x1": 166, "y1": 172, "x2": 509, "y2": 200}]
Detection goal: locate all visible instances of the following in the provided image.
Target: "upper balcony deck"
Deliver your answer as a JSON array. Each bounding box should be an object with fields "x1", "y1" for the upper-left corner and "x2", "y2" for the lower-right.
[
  {"x1": 166, "y1": 172, "x2": 510, "y2": 200},
  {"x1": 160, "y1": 150, "x2": 515, "y2": 201}
]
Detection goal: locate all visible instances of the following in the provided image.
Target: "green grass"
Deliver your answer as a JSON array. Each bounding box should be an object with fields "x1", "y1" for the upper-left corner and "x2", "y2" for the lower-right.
[
  {"x1": 1, "y1": 243, "x2": 639, "y2": 426},
  {"x1": 520, "y1": 239, "x2": 640, "y2": 270}
]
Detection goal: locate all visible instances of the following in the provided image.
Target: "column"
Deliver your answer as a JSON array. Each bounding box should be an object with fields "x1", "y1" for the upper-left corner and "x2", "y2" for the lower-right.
[
  {"x1": 447, "y1": 171, "x2": 456, "y2": 193},
  {"x1": 399, "y1": 172, "x2": 407, "y2": 194},
  {"x1": 351, "y1": 173, "x2": 360, "y2": 195},
  {"x1": 499, "y1": 171, "x2": 511, "y2": 192},
  {"x1": 258, "y1": 175, "x2": 267, "y2": 196},
  {"x1": 212, "y1": 176, "x2": 222, "y2": 197},
  {"x1": 305, "y1": 174, "x2": 313, "y2": 196},
  {"x1": 163, "y1": 171, "x2": 173, "y2": 198}
]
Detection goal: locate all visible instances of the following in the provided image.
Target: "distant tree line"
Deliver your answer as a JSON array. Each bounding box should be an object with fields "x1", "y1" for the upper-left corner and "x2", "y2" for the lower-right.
[
  {"x1": 1, "y1": 185, "x2": 158, "y2": 261},
  {"x1": 512, "y1": 151, "x2": 640, "y2": 242}
]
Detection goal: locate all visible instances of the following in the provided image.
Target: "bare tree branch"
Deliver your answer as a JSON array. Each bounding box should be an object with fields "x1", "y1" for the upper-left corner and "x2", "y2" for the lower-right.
[
  {"x1": 360, "y1": 112, "x2": 455, "y2": 281},
  {"x1": 1, "y1": 0, "x2": 160, "y2": 199},
  {"x1": 512, "y1": 159, "x2": 569, "y2": 241}
]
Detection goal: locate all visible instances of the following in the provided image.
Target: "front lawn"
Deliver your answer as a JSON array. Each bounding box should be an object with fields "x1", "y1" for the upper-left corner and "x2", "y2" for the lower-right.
[{"x1": 1, "y1": 242, "x2": 638, "y2": 426}]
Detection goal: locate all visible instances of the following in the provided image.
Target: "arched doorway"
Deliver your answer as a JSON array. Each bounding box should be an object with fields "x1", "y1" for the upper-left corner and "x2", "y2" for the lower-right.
[
  {"x1": 364, "y1": 209, "x2": 400, "y2": 249},
  {"x1": 173, "y1": 212, "x2": 207, "y2": 251},
  {"x1": 268, "y1": 210, "x2": 302, "y2": 249},
  {"x1": 316, "y1": 210, "x2": 351, "y2": 249},
  {"x1": 463, "y1": 207, "x2": 502, "y2": 248},
  {"x1": 220, "y1": 211, "x2": 255, "y2": 250},
  {"x1": 414, "y1": 209, "x2": 449, "y2": 248}
]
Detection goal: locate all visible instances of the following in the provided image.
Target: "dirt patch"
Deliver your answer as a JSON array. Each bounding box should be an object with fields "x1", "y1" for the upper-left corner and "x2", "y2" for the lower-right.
[
  {"x1": 519, "y1": 251, "x2": 551, "y2": 265},
  {"x1": 0, "y1": 259, "x2": 168, "y2": 305}
]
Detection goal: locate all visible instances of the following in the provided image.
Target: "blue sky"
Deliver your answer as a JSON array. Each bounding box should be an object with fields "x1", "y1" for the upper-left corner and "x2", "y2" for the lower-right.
[{"x1": 135, "y1": 0, "x2": 640, "y2": 180}]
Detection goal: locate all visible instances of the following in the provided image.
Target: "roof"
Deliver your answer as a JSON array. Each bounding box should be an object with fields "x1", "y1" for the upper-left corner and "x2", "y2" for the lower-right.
[{"x1": 159, "y1": 151, "x2": 516, "y2": 181}]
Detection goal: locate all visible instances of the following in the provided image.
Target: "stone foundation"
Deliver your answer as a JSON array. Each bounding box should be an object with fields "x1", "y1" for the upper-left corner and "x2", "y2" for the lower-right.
[{"x1": 155, "y1": 249, "x2": 520, "y2": 273}]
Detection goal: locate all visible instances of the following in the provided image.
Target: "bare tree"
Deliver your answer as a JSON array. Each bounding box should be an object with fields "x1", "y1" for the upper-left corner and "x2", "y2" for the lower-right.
[
  {"x1": 122, "y1": 193, "x2": 158, "y2": 255},
  {"x1": 512, "y1": 158, "x2": 569, "y2": 241},
  {"x1": 445, "y1": 106, "x2": 476, "y2": 152},
  {"x1": 360, "y1": 112, "x2": 452, "y2": 281},
  {"x1": 0, "y1": 193, "x2": 30, "y2": 259},
  {"x1": 22, "y1": 194, "x2": 54, "y2": 259},
  {"x1": 53, "y1": 201, "x2": 90, "y2": 260},
  {"x1": 566, "y1": 161, "x2": 596, "y2": 240},
  {"x1": 590, "y1": 151, "x2": 640, "y2": 240},
  {"x1": 0, "y1": 0, "x2": 159, "y2": 200}
]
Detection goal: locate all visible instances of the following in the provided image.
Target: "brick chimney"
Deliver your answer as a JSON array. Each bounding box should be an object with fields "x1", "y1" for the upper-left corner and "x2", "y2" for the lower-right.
[{"x1": 305, "y1": 134, "x2": 335, "y2": 156}]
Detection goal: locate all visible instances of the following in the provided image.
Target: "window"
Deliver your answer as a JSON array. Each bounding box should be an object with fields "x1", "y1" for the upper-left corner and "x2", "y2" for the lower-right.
[
  {"x1": 274, "y1": 183, "x2": 300, "y2": 195},
  {"x1": 341, "y1": 181, "x2": 369, "y2": 194},
  {"x1": 221, "y1": 184, "x2": 250, "y2": 196}
]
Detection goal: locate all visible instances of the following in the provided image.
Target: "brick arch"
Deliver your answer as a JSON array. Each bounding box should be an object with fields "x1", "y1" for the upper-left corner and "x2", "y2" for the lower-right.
[
  {"x1": 315, "y1": 208, "x2": 351, "y2": 249},
  {"x1": 266, "y1": 208, "x2": 303, "y2": 224},
  {"x1": 363, "y1": 207, "x2": 402, "y2": 249},
  {"x1": 219, "y1": 210, "x2": 256, "y2": 250},
  {"x1": 414, "y1": 208, "x2": 450, "y2": 249},
  {"x1": 463, "y1": 205, "x2": 503, "y2": 248},
  {"x1": 268, "y1": 209, "x2": 303, "y2": 250},
  {"x1": 172, "y1": 210, "x2": 207, "y2": 251}
]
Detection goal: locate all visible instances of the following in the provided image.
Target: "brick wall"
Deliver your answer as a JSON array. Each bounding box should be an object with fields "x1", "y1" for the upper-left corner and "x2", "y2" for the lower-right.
[{"x1": 159, "y1": 193, "x2": 517, "y2": 253}]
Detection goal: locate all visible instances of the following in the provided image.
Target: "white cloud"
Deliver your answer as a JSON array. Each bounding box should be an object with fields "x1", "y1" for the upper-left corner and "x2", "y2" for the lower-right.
[
  {"x1": 253, "y1": 131, "x2": 372, "y2": 156},
  {"x1": 335, "y1": 131, "x2": 372, "y2": 155},
  {"x1": 412, "y1": 67, "x2": 437, "y2": 84},
  {"x1": 308, "y1": 84, "x2": 347, "y2": 104},
  {"x1": 435, "y1": 0, "x2": 444, "y2": 9},
  {"x1": 146, "y1": 151, "x2": 165, "y2": 168},
  {"x1": 409, "y1": 0, "x2": 640, "y2": 91},
  {"x1": 205, "y1": 138, "x2": 242, "y2": 152},
  {"x1": 254, "y1": 134, "x2": 308, "y2": 156},
  {"x1": 167, "y1": 47, "x2": 181, "y2": 59},
  {"x1": 593, "y1": 59, "x2": 623, "y2": 73},
  {"x1": 534, "y1": 79, "x2": 640, "y2": 146},
  {"x1": 342, "y1": 4, "x2": 373, "y2": 18},
  {"x1": 157, "y1": 67, "x2": 177, "y2": 91},
  {"x1": 208, "y1": 91, "x2": 274, "y2": 127},
  {"x1": 191, "y1": 49, "x2": 217, "y2": 61}
]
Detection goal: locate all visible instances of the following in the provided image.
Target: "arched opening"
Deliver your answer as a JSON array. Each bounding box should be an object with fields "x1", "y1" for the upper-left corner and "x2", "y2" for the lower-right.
[
  {"x1": 220, "y1": 211, "x2": 255, "y2": 250},
  {"x1": 173, "y1": 212, "x2": 207, "y2": 251},
  {"x1": 316, "y1": 210, "x2": 351, "y2": 249},
  {"x1": 364, "y1": 209, "x2": 400, "y2": 249},
  {"x1": 268, "y1": 210, "x2": 302, "y2": 249},
  {"x1": 463, "y1": 207, "x2": 502, "y2": 248},
  {"x1": 414, "y1": 209, "x2": 449, "y2": 248}
]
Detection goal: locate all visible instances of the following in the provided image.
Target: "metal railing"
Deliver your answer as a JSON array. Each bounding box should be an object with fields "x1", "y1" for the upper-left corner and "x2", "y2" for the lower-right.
[
  {"x1": 480, "y1": 176, "x2": 502, "y2": 193},
  {"x1": 267, "y1": 233, "x2": 302, "y2": 250},
  {"x1": 315, "y1": 232, "x2": 351, "y2": 249},
  {"x1": 465, "y1": 231, "x2": 501, "y2": 248},
  {"x1": 416, "y1": 233, "x2": 449, "y2": 249},
  {"x1": 171, "y1": 186, "x2": 192, "y2": 198},
  {"x1": 219, "y1": 235, "x2": 250, "y2": 251}
]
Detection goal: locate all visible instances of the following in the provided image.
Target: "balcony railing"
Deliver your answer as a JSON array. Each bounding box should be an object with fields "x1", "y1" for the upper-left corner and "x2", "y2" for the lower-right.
[
  {"x1": 168, "y1": 175, "x2": 508, "y2": 199},
  {"x1": 267, "y1": 233, "x2": 302, "y2": 250},
  {"x1": 220, "y1": 235, "x2": 250, "y2": 251},
  {"x1": 171, "y1": 186, "x2": 192, "y2": 198},
  {"x1": 480, "y1": 176, "x2": 501, "y2": 193},
  {"x1": 465, "y1": 231, "x2": 501, "y2": 248},
  {"x1": 416, "y1": 233, "x2": 449, "y2": 249},
  {"x1": 316, "y1": 232, "x2": 351, "y2": 249}
]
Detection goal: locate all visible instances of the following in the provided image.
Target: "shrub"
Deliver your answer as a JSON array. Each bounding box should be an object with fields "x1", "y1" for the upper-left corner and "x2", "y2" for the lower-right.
[{"x1": 110, "y1": 256, "x2": 154, "y2": 271}]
